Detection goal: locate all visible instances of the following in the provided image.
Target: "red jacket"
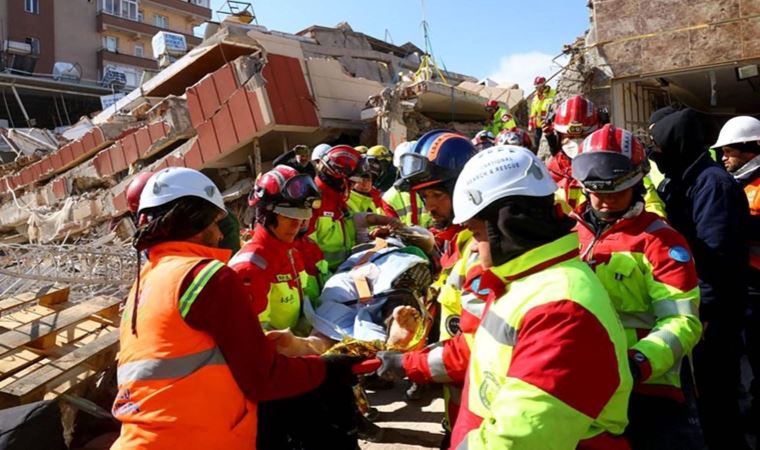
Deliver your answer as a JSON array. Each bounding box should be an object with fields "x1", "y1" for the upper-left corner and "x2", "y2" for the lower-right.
[
  {"x1": 309, "y1": 176, "x2": 349, "y2": 233},
  {"x1": 547, "y1": 151, "x2": 584, "y2": 210}
]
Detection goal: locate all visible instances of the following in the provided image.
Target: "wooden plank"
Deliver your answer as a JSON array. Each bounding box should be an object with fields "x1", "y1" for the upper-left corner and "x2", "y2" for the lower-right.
[
  {"x1": 0, "y1": 296, "x2": 121, "y2": 357},
  {"x1": 0, "y1": 284, "x2": 68, "y2": 315},
  {"x1": 0, "y1": 330, "x2": 118, "y2": 407},
  {"x1": 0, "y1": 305, "x2": 58, "y2": 331}
]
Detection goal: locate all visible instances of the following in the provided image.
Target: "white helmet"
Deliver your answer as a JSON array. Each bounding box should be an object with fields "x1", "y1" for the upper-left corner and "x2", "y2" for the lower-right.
[
  {"x1": 452, "y1": 145, "x2": 557, "y2": 224},
  {"x1": 139, "y1": 167, "x2": 226, "y2": 215},
  {"x1": 393, "y1": 140, "x2": 417, "y2": 169},
  {"x1": 712, "y1": 116, "x2": 760, "y2": 149},
  {"x1": 311, "y1": 143, "x2": 331, "y2": 162}
]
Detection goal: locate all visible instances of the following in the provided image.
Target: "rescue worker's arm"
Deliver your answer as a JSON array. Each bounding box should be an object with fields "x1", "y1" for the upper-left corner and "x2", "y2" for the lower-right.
[
  {"x1": 183, "y1": 263, "x2": 326, "y2": 402},
  {"x1": 461, "y1": 300, "x2": 623, "y2": 449},
  {"x1": 229, "y1": 258, "x2": 275, "y2": 329},
  {"x1": 402, "y1": 333, "x2": 472, "y2": 384},
  {"x1": 631, "y1": 228, "x2": 701, "y2": 381},
  {"x1": 642, "y1": 176, "x2": 667, "y2": 218}
]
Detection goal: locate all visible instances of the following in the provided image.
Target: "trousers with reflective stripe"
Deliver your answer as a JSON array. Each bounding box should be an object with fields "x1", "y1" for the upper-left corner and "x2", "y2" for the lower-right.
[{"x1": 113, "y1": 248, "x2": 256, "y2": 450}]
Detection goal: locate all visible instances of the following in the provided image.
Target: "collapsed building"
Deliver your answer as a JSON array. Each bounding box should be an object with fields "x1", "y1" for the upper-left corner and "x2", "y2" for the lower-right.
[{"x1": 556, "y1": 0, "x2": 760, "y2": 138}]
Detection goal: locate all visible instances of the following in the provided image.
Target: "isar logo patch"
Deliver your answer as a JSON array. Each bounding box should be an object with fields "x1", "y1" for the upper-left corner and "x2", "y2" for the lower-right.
[
  {"x1": 445, "y1": 315, "x2": 461, "y2": 336},
  {"x1": 668, "y1": 246, "x2": 691, "y2": 263}
]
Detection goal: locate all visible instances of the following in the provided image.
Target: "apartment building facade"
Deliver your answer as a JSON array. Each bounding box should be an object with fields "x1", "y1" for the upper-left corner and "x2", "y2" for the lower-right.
[{"x1": 0, "y1": 0, "x2": 211, "y2": 87}]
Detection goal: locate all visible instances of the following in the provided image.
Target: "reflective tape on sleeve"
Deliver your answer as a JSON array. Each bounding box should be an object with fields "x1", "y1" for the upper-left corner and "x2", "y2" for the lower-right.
[
  {"x1": 178, "y1": 260, "x2": 225, "y2": 318},
  {"x1": 118, "y1": 346, "x2": 227, "y2": 384},
  {"x1": 652, "y1": 299, "x2": 699, "y2": 318},
  {"x1": 618, "y1": 311, "x2": 656, "y2": 329},
  {"x1": 480, "y1": 309, "x2": 518, "y2": 346},
  {"x1": 427, "y1": 343, "x2": 453, "y2": 383},
  {"x1": 648, "y1": 328, "x2": 684, "y2": 362}
]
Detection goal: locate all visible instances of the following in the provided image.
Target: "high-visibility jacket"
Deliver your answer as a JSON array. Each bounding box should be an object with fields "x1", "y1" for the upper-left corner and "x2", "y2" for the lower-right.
[
  {"x1": 451, "y1": 233, "x2": 632, "y2": 450},
  {"x1": 548, "y1": 151, "x2": 667, "y2": 217},
  {"x1": 528, "y1": 87, "x2": 556, "y2": 129},
  {"x1": 484, "y1": 107, "x2": 517, "y2": 137},
  {"x1": 230, "y1": 226, "x2": 312, "y2": 333},
  {"x1": 112, "y1": 241, "x2": 256, "y2": 450},
  {"x1": 573, "y1": 205, "x2": 701, "y2": 401},
  {"x1": 382, "y1": 186, "x2": 432, "y2": 228},
  {"x1": 294, "y1": 235, "x2": 329, "y2": 302},
  {"x1": 735, "y1": 159, "x2": 760, "y2": 272},
  {"x1": 308, "y1": 177, "x2": 356, "y2": 271},
  {"x1": 347, "y1": 188, "x2": 388, "y2": 216}
]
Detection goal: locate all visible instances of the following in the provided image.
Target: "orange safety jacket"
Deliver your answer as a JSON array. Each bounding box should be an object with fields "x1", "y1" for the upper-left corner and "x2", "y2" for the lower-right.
[{"x1": 112, "y1": 241, "x2": 257, "y2": 450}]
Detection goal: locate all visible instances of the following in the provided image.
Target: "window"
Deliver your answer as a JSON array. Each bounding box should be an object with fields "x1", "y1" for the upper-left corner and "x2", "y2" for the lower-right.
[
  {"x1": 24, "y1": 0, "x2": 39, "y2": 14},
  {"x1": 101, "y1": 0, "x2": 138, "y2": 21},
  {"x1": 154, "y1": 14, "x2": 168, "y2": 29},
  {"x1": 104, "y1": 36, "x2": 119, "y2": 53},
  {"x1": 134, "y1": 43, "x2": 144, "y2": 58},
  {"x1": 25, "y1": 37, "x2": 40, "y2": 55}
]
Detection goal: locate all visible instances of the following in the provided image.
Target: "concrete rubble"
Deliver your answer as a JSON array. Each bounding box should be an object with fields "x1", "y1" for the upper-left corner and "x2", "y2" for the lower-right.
[{"x1": 0, "y1": 18, "x2": 521, "y2": 243}]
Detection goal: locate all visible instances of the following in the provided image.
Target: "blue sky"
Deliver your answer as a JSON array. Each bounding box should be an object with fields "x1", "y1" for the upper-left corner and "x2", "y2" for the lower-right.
[{"x1": 208, "y1": 1, "x2": 590, "y2": 90}]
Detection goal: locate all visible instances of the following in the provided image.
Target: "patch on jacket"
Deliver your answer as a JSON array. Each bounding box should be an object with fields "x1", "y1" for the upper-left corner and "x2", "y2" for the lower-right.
[{"x1": 668, "y1": 246, "x2": 691, "y2": 263}]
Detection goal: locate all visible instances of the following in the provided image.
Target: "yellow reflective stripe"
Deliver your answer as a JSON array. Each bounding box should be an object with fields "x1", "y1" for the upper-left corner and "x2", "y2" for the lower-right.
[
  {"x1": 480, "y1": 309, "x2": 518, "y2": 346},
  {"x1": 178, "y1": 260, "x2": 225, "y2": 318},
  {"x1": 649, "y1": 328, "x2": 684, "y2": 361},
  {"x1": 618, "y1": 311, "x2": 655, "y2": 329},
  {"x1": 118, "y1": 346, "x2": 226, "y2": 383},
  {"x1": 427, "y1": 343, "x2": 452, "y2": 383},
  {"x1": 652, "y1": 299, "x2": 699, "y2": 318}
]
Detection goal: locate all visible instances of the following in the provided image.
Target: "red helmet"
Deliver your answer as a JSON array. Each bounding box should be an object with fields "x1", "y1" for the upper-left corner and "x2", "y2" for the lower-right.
[
  {"x1": 126, "y1": 171, "x2": 154, "y2": 214},
  {"x1": 320, "y1": 145, "x2": 362, "y2": 179},
  {"x1": 533, "y1": 76, "x2": 547, "y2": 86},
  {"x1": 249, "y1": 165, "x2": 321, "y2": 214},
  {"x1": 496, "y1": 128, "x2": 533, "y2": 150},
  {"x1": 572, "y1": 124, "x2": 649, "y2": 193},
  {"x1": 485, "y1": 99, "x2": 498, "y2": 109},
  {"x1": 554, "y1": 95, "x2": 600, "y2": 138}
]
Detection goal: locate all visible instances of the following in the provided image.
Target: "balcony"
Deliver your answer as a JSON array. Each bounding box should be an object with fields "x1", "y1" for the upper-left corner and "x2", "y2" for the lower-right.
[
  {"x1": 98, "y1": 49, "x2": 159, "y2": 71},
  {"x1": 141, "y1": 0, "x2": 212, "y2": 21},
  {"x1": 97, "y1": 12, "x2": 203, "y2": 47}
]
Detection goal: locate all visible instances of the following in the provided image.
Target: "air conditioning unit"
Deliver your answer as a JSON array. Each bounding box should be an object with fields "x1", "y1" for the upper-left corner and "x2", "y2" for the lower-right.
[
  {"x1": 2, "y1": 40, "x2": 32, "y2": 56},
  {"x1": 152, "y1": 31, "x2": 187, "y2": 59},
  {"x1": 102, "y1": 67, "x2": 127, "y2": 89},
  {"x1": 53, "y1": 62, "x2": 82, "y2": 82}
]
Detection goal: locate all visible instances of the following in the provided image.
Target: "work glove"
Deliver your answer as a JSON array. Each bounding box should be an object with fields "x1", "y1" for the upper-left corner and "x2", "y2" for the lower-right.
[
  {"x1": 376, "y1": 351, "x2": 406, "y2": 380},
  {"x1": 321, "y1": 354, "x2": 363, "y2": 387}
]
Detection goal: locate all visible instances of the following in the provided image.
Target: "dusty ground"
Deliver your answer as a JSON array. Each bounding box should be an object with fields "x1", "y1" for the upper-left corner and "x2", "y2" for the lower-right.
[{"x1": 360, "y1": 382, "x2": 445, "y2": 450}]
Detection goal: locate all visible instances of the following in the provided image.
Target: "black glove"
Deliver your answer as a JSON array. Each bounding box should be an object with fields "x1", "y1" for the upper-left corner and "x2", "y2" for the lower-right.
[
  {"x1": 321, "y1": 354, "x2": 362, "y2": 387},
  {"x1": 376, "y1": 351, "x2": 406, "y2": 380}
]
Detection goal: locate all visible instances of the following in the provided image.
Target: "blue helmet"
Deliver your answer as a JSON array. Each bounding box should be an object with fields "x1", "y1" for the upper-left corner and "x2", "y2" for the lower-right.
[{"x1": 398, "y1": 129, "x2": 476, "y2": 190}]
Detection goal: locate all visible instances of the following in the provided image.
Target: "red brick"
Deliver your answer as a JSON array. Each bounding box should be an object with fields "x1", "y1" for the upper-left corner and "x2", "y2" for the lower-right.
[
  {"x1": 29, "y1": 163, "x2": 42, "y2": 180},
  {"x1": 52, "y1": 179, "x2": 67, "y2": 200},
  {"x1": 186, "y1": 86, "x2": 205, "y2": 128},
  {"x1": 60, "y1": 144, "x2": 75, "y2": 166},
  {"x1": 148, "y1": 121, "x2": 167, "y2": 142},
  {"x1": 183, "y1": 141, "x2": 204, "y2": 169},
  {"x1": 229, "y1": 89, "x2": 256, "y2": 143},
  {"x1": 109, "y1": 143, "x2": 128, "y2": 174},
  {"x1": 196, "y1": 120, "x2": 221, "y2": 163},
  {"x1": 40, "y1": 158, "x2": 53, "y2": 175},
  {"x1": 212, "y1": 104, "x2": 238, "y2": 154},
  {"x1": 112, "y1": 191, "x2": 128, "y2": 214},
  {"x1": 213, "y1": 65, "x2": 238, "y2": 105},
  {"x1": 197, "y1": 75, "x2": 221, "y2": 122},
  {"x1": 94, "y1": 152, "x2": 113, "y2": 177},
  {"x1": 11, "y1": 175, "x2": 22, "y2": 189},
  {"x1": 20, "y1": 168, "x2": 33, "y2": 185},
  {"x1": 92, "y1": 127, "x2": 106, "y2": 147},
  {"x1": 50, "y1": 153, "x2": 63, "y2": 171},
  {"x1": 166, "y1": 156, "x2": 186, "y2": 168},
  {"x1": 247, "y1": 91, "x2": 266, "y2": 129},
  {"x1": 122, "y1": 134, "x2": 139, "y2": 165},
  {"x1": 135, "y1": 127, "x2": 152, "y2": 157},
  {"x1": 69, "y1": 140, "x2": 85, "y2": 160},
  {"x1": 81, "y1": 130, "x2": 97, "y2": 152}
]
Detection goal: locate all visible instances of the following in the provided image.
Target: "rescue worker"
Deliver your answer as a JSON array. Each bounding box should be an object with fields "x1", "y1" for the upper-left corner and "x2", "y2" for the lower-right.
[
  {"x1": 311, "y1": 143, "x2": 332, "y2": 172},
  {"x1": 448, "y1": 145, "x2": 633, "y2": 449},
  {"x1": 382, "y1": 141, "x2": 432, "y2": 227},
  {"x1": 230, "y1": 165, "x2": 322, "y2": 333},
  {"x1": 272, "y1": 144, "x2": 316, "y2": 178},
  {"x1": 572, "y1": 125, "x2": 704, "y2": 448},
  {"x1": 483, "y1": 100, "x2": 516, "y2": 137},
  {"x1": 546, "y1": 95, "x2": 666, "y2": 216},
  {"x1": 527, "y1": 75, "x2": 556, "y2": 145},
  {"x1": 367, "y1": 144, "x2": 396, "y2": 192},
  {"x1": 495, "y1": 127, "x2": 533, "y2": 152},
  {"x1": 712, "y1": 115, "x2": 760, "y2": 434},
  {"x1": 112, "y1": 167, "x2": 358, "y2": 450},
  {"x1": 378, "y1": 129, "x2": 479, "y2": 445},
  {"x1": 125, "y1": 171, "x2": 154, "y2": 219},
  {"x1": 649, "y1": 106, "x2": 751, "y2": 450},
  {"x1": 354, "y1": 145, "x2": 369, "y2": 154},
  {"x1": 471, "y1": 130, "x2": 495, "y2": 152},
  {"x1": 307, "y1": 145, "x2": 362, "y2": 271},
  {"x1": 347, "y1": 156, "x2": 391, "y2": 216}
]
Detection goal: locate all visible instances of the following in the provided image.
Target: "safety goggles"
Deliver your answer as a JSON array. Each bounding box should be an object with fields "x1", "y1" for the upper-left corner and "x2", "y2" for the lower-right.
[
  {"x1": 566, "y1": 122, "x2": 585, "y2": 137},
  {"x1": 399, "y1": 153, "x2": 432, "y2": 182},
  {"x1": 282, "y1": 173, "x2": 321, "y2": 208}
]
